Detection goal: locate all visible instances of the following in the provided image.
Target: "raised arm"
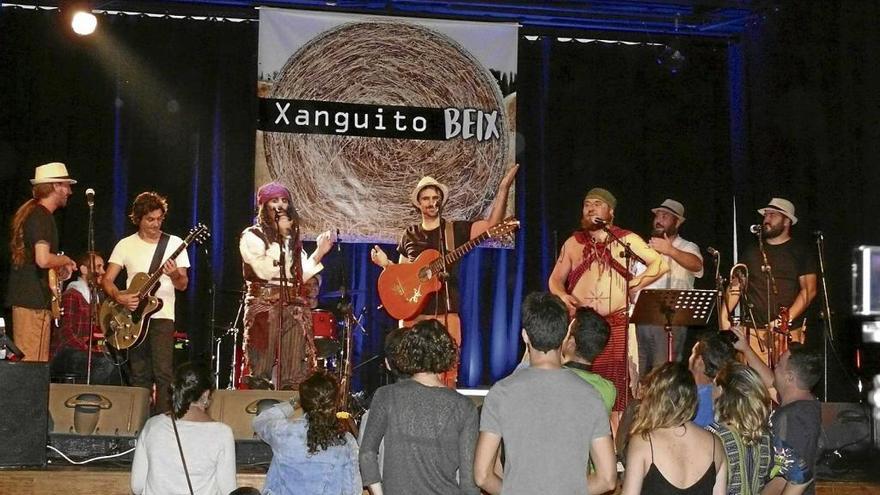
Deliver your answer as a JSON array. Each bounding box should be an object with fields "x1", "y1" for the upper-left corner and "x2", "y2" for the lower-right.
[{"x1": 470, "y1": 164, "x2": 519, "y2": 238}]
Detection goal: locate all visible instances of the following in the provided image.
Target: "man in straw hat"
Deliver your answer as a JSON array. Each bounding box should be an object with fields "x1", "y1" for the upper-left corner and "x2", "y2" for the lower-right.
[
  {"x1": 370, "y1": 165, "x2": 518, "y2": 387},
  {"x1": 636, "y1": 198, "x2": 704, "y2": 378},
  {"x1": 549, "y1": 187, "x2": 667, "y2": 424},
  {"x1": 239, "y1": 181, "x2": 334, "y2": 390},
  {"x1": 725, "y1": 197, "x2": 817, "y2": 365},
  {"x1": 6, "y1": 162, "x2": 78, "y2": 361}
]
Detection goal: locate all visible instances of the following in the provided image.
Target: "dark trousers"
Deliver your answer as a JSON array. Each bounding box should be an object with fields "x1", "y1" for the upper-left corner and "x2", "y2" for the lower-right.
[
  {"x1": 128, "y1": 318, "x2": 174, "y2": 413},
  {"x1": 50, "y1": 347, "x2": 124, "y2": 385}
]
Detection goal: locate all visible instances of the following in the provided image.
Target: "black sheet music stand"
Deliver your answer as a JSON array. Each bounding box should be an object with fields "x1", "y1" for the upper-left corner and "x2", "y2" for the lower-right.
[{"x1": 631, "y1": 289, "x2": 717, "y2": 362}]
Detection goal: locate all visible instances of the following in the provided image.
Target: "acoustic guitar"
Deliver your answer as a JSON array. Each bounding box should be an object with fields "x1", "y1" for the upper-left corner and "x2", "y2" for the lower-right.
[
  {"x1": 48, "y1": 267, "x2": 63, "y2": 326},
  {"x1": 99, "y1": 224, "x2": 209, "y2": 350},
  {"x1": 377, "y1": 217, "x2": 519, "y2": 320}
]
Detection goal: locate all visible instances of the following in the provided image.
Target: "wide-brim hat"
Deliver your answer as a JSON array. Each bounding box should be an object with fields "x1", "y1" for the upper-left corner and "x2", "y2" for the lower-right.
[
  {"x1": 651, "y1": 198, "x2": 686, "y2": 222},
  {"x1": 31, "y1": 162, "x2": 77, "y2": 185},
  {"x1": 758, "y1": 197, "x2": 797, "y2": 225},
  {"x1": 410, "y1": 176, "x2": 449, "y2": 208}
]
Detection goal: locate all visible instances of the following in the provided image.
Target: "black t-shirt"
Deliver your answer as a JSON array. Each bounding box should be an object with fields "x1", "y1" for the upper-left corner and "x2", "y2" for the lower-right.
[
  {"x1": 6, "y1": 205, "x2": 58, "y2": 309},
  {"x1": 397, "y1": 220, "x2": 472, "y2": 315},
  {"x1": 771, "y1": 399, "x2": 821, "y2": 495},
  {"x1": 741, "y1": 238, "x2": 817, "y2": 327}
]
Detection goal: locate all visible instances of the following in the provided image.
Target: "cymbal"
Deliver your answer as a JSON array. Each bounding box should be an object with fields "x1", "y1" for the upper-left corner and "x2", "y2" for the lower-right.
[{"x1": 319, "y1": 289, "x2": 366, "y2": 299}]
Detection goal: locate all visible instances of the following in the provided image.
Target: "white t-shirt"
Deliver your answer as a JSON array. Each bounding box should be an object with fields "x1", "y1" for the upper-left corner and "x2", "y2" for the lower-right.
[
  {"x1": 644, "y1": 235, "x2": 704, "y2": 290},
  {"x1": 108, "y1": 233, "x2": 191, "y2": 321},
  {"x1": 131, "y1": 415, "x2": 236, "y2": 495}
]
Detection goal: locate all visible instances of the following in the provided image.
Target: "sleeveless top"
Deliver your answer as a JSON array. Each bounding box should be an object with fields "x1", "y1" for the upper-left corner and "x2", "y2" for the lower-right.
[{"x1": 640, "y1": 432, "x2": 716, "y2": 495}]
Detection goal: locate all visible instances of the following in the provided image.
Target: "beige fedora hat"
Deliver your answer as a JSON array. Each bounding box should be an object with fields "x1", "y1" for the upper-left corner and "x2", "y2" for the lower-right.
[
  {"x1": 410, "y1": 176, "x2": 449, "y2": 208},
  {"x1": 757, "y1": 197, "x2": 797, "y2": 225},
  {"x1": 31, "y1": 162, "x2": 77, "y2": 185},
  {"x1": 651, "y1": 198, "x2": 686, "y2": 222}
]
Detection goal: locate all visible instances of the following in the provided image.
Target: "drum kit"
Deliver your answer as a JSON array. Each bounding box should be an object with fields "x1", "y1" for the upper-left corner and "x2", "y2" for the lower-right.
[{"x1": 214, "y1": 287, "x2": 367, "y2": 391}]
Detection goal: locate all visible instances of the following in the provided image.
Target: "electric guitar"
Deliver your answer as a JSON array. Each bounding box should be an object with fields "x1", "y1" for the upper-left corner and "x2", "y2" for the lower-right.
[
  {"x1": 99, "y1": 224, "x2": 209, "y2": 350},
  {"x1": 377, "y1": 217, "x2": 519, "y2": 320}
]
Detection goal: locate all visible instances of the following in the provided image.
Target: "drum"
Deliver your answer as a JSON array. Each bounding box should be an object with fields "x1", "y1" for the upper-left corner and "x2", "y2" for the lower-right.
[{"x1": 312, "y1": 309, "x2": 340, "y2": 357}]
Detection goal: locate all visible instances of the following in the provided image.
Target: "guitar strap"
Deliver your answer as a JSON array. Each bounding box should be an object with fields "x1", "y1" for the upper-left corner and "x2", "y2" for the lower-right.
[
  {"x1": 148, "y1": 233, "x2": 171, "y2": 275},
  {"x1": 444, "y1": 220, "x2": 455, "y2": 254}
]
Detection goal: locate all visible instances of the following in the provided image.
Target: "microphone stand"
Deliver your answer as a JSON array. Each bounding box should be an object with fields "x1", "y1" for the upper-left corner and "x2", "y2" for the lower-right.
[
  {"x1": 436, "y1": 205, "x2": 452, "y2": 330},
  {"x1": 711, "y1": 250, "x2": 724, "y2": 327},
  {"x1": 815, "y1": 231, "x2": 833, "y2": 401},
  {"x1": 86, "y1": 197, "x2": 97, "y2": 385},
  {"x1": 756, "y1": 230, "x2": 778, "y2": 369},
  {"x1": 201, "y1": 245, "x2": 219, "y2": 388},
  {"x1": 275, "y1": 211, "x2": 288, "y2": 389}
]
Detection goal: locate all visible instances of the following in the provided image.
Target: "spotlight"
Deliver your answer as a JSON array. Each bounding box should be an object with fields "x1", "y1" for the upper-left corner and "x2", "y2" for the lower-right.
[
  {"x1": 71, "y1": 11, "x2": 97, "y2": 36},
  {"x1": 656, "y1": 45, "x2": 686, "y2": 75}
]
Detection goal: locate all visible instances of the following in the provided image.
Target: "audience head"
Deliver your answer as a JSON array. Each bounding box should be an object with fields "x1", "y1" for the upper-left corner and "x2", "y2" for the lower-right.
[
  {"x1": 714, "y1": 362, "x2": 770, "y2": 444},
  {"x1": 171, "y1": 362, "x2": 213, "y2": 419},
  {"x1": 630, "y1": 362, "x2": 697, "y2": 439},
  {"x1": 564, "y1": 307, "x2": 610, "y2": 363},
  {"x1": 383, "y1": 326, "x2": 408, "y2": 378},
  {"x1": 689, "y1": 331, "x2": 737, "y2": 380},
  {"x1": 229, "y1": 488, "x2": 261, "y2": 495},
  {"x1": 521, "y1": 292, "x2": 569, "y2": 352},
  {"x1": 394, "y1": 319, "x2": 457, "y2": 375},
  {"x1": 299, "y1": 371, "x2": 345, "y2": 454},
  {"x1": 774, "y1": 343, "x2": 822, "y2": 392}
]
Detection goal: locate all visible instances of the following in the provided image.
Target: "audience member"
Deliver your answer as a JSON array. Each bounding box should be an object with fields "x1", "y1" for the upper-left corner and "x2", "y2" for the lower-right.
[
  {"x1": 562, "y1": 307, "x2": 616, "y2": 413},
  {"x1": 708, "y1": 362, "x2": 811, "y2": 495},
  {"x1": 730, "y1": 328, "x2": 821, "y2": 495},
  {"x1": 360, "y1": 319, "x2": 479, "y2": 495},
  {"x1": 253, "y1": 371, "x2": 361, "y2": 495},
  {"x1": 131, "y1": 363, "x2": 236, "y2": 495},
  {"x1": 474, "y1": 292, "x2": 616, "y2": 495},
  {"x1": 689, "y1": 331, "x2": 738, "y2": 427},
  {"x1": 622, "y1": 362, "x2": 726, "y2": 495}
]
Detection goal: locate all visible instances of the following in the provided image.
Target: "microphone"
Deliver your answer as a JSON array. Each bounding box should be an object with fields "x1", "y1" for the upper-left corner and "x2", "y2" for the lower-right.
[
  {"x1": 707, "y1": 246, "x2": 719, "y2": 257},
  {"x1": 85, "y1": 188, "x2": 95, "y2": 207},
  {"x1": 591, "y1": 217, "x2": 608, "y2": 227},
  {"x1": 749, "y1": 224, "x2": 763, "y2": 235},
  {"x1": 813, "y1": 230, "x2": 824, "y2": 238},
  {"x1": 336, "y1": 228, "x2": 341, "y2": 253}
]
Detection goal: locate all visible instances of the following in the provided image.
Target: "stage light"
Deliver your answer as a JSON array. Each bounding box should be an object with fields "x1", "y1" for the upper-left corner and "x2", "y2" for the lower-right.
[{"x1": 71, "y1": 10, "x2": 97, "y2": 36}]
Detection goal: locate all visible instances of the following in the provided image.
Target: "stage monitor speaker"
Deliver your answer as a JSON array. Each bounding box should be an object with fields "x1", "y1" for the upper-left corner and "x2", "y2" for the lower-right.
[
  {"x1": 208, "y1": 389, "x2": 298, "y2": 440},
  {"x1": 0, "y1": 361, "x2": 49, "y2": 467},
  {"x1": 818, "y1": 402, "x2": 873, "y2": 453},
  {"x1": 48, "y1": 383, "x2": 150, "y2": 437}
]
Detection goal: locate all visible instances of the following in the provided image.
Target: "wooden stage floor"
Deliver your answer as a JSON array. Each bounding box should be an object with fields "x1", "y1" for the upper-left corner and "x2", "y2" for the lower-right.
[{"x1": 1, "y1": 467, "x2": 878, "y2": 495}]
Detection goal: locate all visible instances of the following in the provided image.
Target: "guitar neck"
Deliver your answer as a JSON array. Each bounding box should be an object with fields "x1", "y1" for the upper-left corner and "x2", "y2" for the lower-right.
[
  {"x1": 138, "y1": 238, "x2": 190, "y2": 297},
  {"x1": 429, "y1": 230, "x2": 491, "y2": 271}
]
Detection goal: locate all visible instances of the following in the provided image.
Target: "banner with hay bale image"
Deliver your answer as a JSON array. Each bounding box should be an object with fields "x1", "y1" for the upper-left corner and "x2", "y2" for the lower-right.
[{"x1": 257, "y1": 8, "x2": 518, "y2": 245}]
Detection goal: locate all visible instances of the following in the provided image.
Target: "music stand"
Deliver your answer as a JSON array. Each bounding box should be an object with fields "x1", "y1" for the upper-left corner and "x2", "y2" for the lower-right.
[{"x1": 631, "y1": 289, "x2": 717, "y2": 362}]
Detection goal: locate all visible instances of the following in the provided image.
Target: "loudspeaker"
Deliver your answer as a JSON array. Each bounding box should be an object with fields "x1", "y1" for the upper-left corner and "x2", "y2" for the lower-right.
[
  {"x1": 48, "y1": 383, "x2": 150, "y2": 436},
  {"x1": 818, "y1": 402, "x2": 874, "y2": 453},
  {"x1": 208, "y1": 389, "x2": 298, "y2": 440},
  {"x1": 0, "y1": 361, "x2": 49, "y2": 467}
]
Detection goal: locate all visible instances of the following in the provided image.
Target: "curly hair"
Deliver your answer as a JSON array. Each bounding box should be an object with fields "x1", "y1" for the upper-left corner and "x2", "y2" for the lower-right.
[
  {"x1": 128, "y1": 191, "x2": 168, "y2": 226},
  {"x1": 393, "y1": 319, "x2": 457, "y2": 375},
  {"x1": 300, "y1": 372, "x2": 345, "y2": 454},
  {"x1": 714, "y1": 362, "x2": 770, "y2": 445},
  {"x1": 171, "y1": 362, "x2": 213, "y2": 419},
  {"x1": 630, "y1": 362, "x2": 698, "y2": 440},
  {"x1": 10, "y1": 183, "x2": 56, "y2": 267}
]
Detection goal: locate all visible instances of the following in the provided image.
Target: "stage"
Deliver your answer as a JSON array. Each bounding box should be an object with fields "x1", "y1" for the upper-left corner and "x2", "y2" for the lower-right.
[{"x1": 1, "y1": 467, "x2": 877, "y2": 495}]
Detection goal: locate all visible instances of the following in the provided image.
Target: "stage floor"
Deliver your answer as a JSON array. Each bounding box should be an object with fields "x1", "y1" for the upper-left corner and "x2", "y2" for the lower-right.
[{"x1": 1, "y1": 467, "x2": 877, "y2": 495}]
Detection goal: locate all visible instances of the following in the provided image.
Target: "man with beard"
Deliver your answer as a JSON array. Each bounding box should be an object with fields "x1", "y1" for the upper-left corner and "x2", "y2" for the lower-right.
[
  {"x1": 636, "y1": 199, "x2": 703, "y2": 377},
  {"x1": 370, "y1": 166, "x2": 518, "y2": 387},
  {"x1": 725, "y1": 198, "x2": 817, "y2": 365},
  {"x1": 7, "y1": 162, "x2": 78, "y2": 362},
  {"x1": 549, "y1": 187, "x2": 666, "y2": 419},
  {"x1": 239, "y1": 182, "x2": 334, "y2": 390}
]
